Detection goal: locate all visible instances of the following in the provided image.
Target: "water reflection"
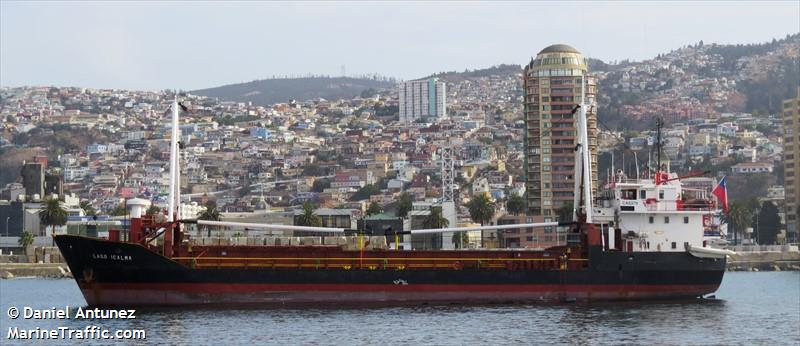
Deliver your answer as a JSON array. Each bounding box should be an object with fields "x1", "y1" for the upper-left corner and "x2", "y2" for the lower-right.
[{"x1": 1, "y1": 273, "x2": 797, "y2": 346}]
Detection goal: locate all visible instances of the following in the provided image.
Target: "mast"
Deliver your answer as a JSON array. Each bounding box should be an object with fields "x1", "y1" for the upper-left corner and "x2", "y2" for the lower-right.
[
  {"x1": 579, "y1": 77, "x2": 593, "y2": 224},
  {"x1": 572, "y1": 75, "x2": 593, "y2": 223},
  {"x1": 656, "y1": 117, "x2": 663, "y2": 173},
  {"x1": 167, "y1": 96, "x2": 180, "y2": 222},
  {"x1": 610, "y1": 150, "x2": 615, "y2": 182}
]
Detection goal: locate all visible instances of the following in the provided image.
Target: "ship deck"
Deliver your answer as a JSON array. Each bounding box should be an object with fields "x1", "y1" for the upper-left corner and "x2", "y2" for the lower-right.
[{"x1": 168, "y1": 244, "x2": 589, "y2": 271}]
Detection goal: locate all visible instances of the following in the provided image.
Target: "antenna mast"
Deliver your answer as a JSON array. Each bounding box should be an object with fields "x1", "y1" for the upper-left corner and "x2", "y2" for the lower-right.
[
  {"x1": 656, "y1": 117, "x2": 663, "y2": 173},
  {"x1": 167, "y1": 96, "x2": 181, "y2": 222},
  {"x1": 572, "y1": 76, "x2": 593, "y2": 223}
]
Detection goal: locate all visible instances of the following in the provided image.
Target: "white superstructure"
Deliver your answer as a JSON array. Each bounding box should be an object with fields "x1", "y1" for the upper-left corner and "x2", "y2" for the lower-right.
[{"x1": 593, "y1": 171, "x2": 719, "y2": 253}]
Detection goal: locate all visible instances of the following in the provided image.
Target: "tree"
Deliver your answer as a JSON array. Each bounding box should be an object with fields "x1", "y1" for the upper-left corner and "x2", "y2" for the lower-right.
[
  {"x1": 350, "y1": 184, "x2": 380, "y2": 201},
  {"x1": 198, "y1": 204, "x2": 221, "y2": 237},
  {"x1": 452, "y1": 231, "x2": 469, "y2": 249},
  {"x1": 18, "y1": 231, "x2": 34, "y2": 247},
  {"x1": 110, "y1": 202, "x2": 127, "y2": 216},
  {"x1": 723, "y1": 201, "x2": 752, "y2": 245},
  {"x1": 753, "y1": 201, "x2": 781, "y2": 245},
  {"x1": 557, "y1": 201, "x2": 574, "y2": 223},
  {"x1": 506, "y1": 194, "x2": 525, "y2": 216},
  {"x1": 303, "y1": 164, "x2": 321, "y2": 176},
  {"x1": 145, "y1": 205, "x2": 162, "y2": 217},
  {"x1": 296, "y1": 202, "x2": 322, "y2": 227},
  {"x1": 79, "y1": 201, "x2": 96, "y2": 216},
  {"x1": 423, "y1": 206, "x2": 449, "y2": 229},
  {"x1": 397, "y1": 193, "x2": 413, "y2": 218},
  {"x1": 366, "y1": 202, "x2": 382, "y2": 216},
  {"x1": 198, "y1": 204, "x2": 221, "y2": 221},
  {"x1": 468, "y1": 193, "x2": 495, "y2": 247},
  {"x1": 468, "y1": 193, "x2": 495, "y2": 226},
  {"x1": 311, "y1": 178, "x2": 331, "y2": 193},
  {"x1": 39, "y1": 198, "x2": 67, "y2": 237}
]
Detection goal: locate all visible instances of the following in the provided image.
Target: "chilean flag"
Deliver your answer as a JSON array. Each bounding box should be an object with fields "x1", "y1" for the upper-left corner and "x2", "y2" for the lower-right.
[{"x1": 712, "y1": 176, "x2": 728, "y2": 213}]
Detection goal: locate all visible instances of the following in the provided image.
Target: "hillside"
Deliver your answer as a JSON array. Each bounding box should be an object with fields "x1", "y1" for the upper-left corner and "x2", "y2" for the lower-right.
[
  {"x1": 427, "y1": 64, "x2": 523, "y2": 83},
  {"x1": 596, "y1": 33, "x2": 799, "y2": 129},
  {"x1": 191, "y1": 76, "x2": 396, "y2": 105},
  {"x1": 12, "y1": 124, "x2": 112, "y2": 156},
  {"x1": 424, "y1": 59, "x2": 620, "y2": 84},
  {"x1": 419, "y1": 35, "x2": 799, "y2": 130},
  {"x1": 0, "y1": 147, "x2": 47, "y2": 187},
  {"x1": 191, "y1": 33, "x2": 798, "y2": 119},
  {"x1": 0, "y1": 124, "x2": 113, "y2": 186}
]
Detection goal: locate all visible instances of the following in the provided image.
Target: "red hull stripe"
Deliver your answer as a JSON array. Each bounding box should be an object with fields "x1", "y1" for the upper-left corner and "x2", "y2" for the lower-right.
[{"x1": 82, "y1": 283, "x2": 718, "y2": 294}]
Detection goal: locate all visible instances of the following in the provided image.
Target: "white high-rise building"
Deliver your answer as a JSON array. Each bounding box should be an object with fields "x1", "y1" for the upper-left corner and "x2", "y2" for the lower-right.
[{"x1": 398, "y1": 78, "x2": 447, "y2": 123}]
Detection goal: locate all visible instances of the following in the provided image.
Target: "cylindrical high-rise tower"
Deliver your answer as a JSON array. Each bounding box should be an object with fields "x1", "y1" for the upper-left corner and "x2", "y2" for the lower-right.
[{"x1": 523, "y1": 44, "x2": 597, "y2": 217}]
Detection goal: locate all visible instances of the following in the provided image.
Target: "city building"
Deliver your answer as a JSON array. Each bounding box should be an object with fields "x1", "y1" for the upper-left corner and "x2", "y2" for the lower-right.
[
  {"x1": 44, "y1": 174, "x2": 64, "y2": 198},
  {"x1": 730, "y1": 162, "x2": 774, "y2": 174},
  {"x1": 0, "y1": 201, "x2": 24, "y2": 237},
  {"x1": 523, "y1": 44, "x2": 598, "y2": 216},
  {"x1": 21, "y1": 162, "x2": 44, "y2": 200},
  {"x1": 783, "y1": 87, "x2": 800, "y2": 240},
  {"x1": 398, "y1": 78, "x2": 446, "y2": 123},
  {"x1": 293, "y1": 208, "x2": 358, "y2": 236},
  {"x1": 492, "y1": 214, "x2": 565, "y2": 249}
]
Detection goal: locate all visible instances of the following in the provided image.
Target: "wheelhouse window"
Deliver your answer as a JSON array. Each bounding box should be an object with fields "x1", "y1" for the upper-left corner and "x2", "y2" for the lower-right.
[
  {"x1": 648, "y1": 216, "x2": 654, "y2": 224},
  {"x1": 684, "y1": 216, "x2": 689, "y2": 224},
  {"x1": 664, "y1": 216, "x2": 670, "y2": 224},
  {"x1": 622, "y1": 189, "x2": 637, "y2": 200}
]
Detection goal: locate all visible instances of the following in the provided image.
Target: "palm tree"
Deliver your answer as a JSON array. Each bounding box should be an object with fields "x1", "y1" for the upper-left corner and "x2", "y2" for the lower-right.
[
  {"x1": 198, "y1": 203, "x2": 221, "y2": 237},
  {"x1": 40, "y1": 198, "x2": 67, "y2": 245},
  {"x1": 423, "y1": 206, "x2": 449, "y2": 229},
  {"x1": 296, "y1": 202, "x2": 322, "y2": 227},
  {"x1": 110, "y1": 202, "x2": 127, "y2": 216},
  {"x1": 451, "y1": 231, "x2": 469, "y2": 249},
  {"x1": 366, "y1": 202, "x2": 382, "y2": 216},
  {"x1": 79, "y1": 201, "x2": 96, "y2": 216},
  {"x1": 396, "y1": 193, "x2": 413, "y2": 218},
  {"x1": 723, "y1": 201, "x2": 751, "y2": 245},
  {"x1": 506, "y1": 194, "x2": 525, "y2": 216},
  {"x1": 557, "y1": 201, "x2": 574, "y2": 223},
  {"x1": 145, "y1": 205, "x2": 162, "y2": 217},
  {"x1": 467, "y1": 193, "x2": 494, "y2": 226},
  {"x1": 468, "y1": 193, "x2": 495, "y2": 247},
  {"x1": 18, "y1": 231, "x2": 34, "y2": 248},
  {"x1": 468, "y1": 193, "x2": 495, "y2": 226}
]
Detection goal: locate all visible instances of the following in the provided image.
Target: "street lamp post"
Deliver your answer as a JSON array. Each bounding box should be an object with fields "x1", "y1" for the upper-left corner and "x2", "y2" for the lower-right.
[{"x1": 5, "y1": 216, "x2": 9, "y2": 237}]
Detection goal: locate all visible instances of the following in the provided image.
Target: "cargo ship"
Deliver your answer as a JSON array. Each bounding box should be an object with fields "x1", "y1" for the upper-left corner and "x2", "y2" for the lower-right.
[{"x1": 55, "y1": 92, "x2": 733, "y2": 306}]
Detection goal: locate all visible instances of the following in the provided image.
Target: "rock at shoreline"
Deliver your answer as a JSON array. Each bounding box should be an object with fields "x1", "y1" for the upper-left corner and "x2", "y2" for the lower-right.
[{"x1": 1, "y1": 271, "x2": 13, "y2": 279}]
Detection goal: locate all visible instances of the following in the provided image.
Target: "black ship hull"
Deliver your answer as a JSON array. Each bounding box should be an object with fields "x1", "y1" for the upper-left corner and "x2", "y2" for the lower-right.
[{"x1": 54, "y1": 235, "x2": 726, "y2": 306}]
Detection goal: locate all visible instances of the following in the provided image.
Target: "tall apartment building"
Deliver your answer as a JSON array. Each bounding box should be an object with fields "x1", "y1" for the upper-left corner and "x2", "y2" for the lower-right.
[
  {"x1": 398, "y1": 78, "x2": 446, "y2": 123},
  {"x1": 523, "y1": 44, "x2": 597, "y2": 216},
  {"x1": 21, "y1": 162, "x2": 44, "y2": 200},
  {"x1": 783, "y1": 87, "x2": 800, "y2": 241}
]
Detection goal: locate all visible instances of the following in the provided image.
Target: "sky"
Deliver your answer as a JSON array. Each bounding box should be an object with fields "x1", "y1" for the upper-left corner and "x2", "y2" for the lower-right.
[{"x1": 1, "y1": 1, "x2": 798, "y2": 91}]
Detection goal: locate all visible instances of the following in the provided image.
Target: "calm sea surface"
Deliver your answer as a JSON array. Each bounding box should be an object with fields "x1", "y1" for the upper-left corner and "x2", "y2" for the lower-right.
[{"x1": 1, "y1": 272, "x2": 798, "y2": 345}]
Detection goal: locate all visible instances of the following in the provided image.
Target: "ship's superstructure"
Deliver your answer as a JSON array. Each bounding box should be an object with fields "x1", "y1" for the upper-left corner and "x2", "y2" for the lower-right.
[{"x1": 594, "y1": 171, "x2": 717, "y2": 253}]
